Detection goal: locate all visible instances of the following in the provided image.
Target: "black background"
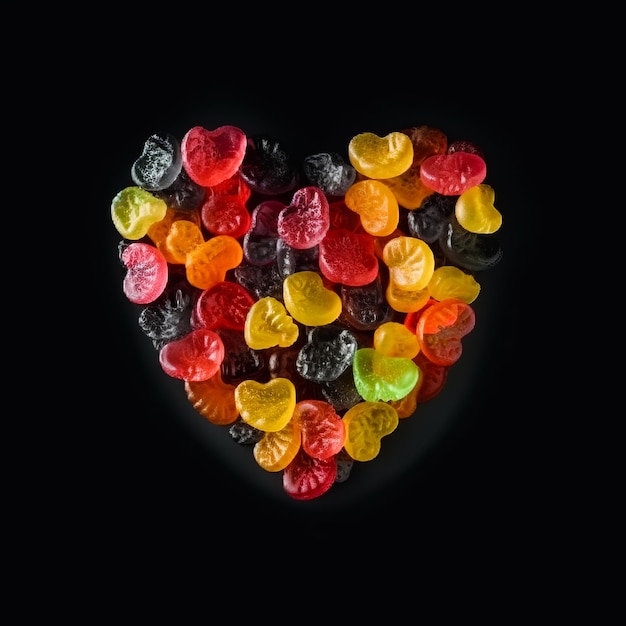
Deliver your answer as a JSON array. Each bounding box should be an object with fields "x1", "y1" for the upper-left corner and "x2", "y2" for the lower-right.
[{"x1": 89, "y1": 63, "x2": 545, "y2": 549}]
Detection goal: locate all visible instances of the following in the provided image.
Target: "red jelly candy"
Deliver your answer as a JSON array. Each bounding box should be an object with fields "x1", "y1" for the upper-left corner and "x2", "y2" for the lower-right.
[
  {"x1": 282, "y1": 448, "x2": 337, "y2": 501},
  {"x1": 181, "y1": 125, "x2": 247, "y2": 188},
  {"x1": 420, "y1": 152, "x2": 486, "y2": 196},
  {"x1": 318, "y1": 228, "x2": 379, "y2": 286},
  {"x1": 121, "y1": 242, "x2": 168, "y2": 304},
  {"x1": 159, "y1": 328, "x2": 225, "y2": 381},
  {"x1": 201, "y1": 173, "x2": 252, "y2": 238},
  {"x1": 192, "y1": 281, "x2": 256, "y2": 331},
  {"x1": 277, "y1": 186, "x2": 330, "y2": 250}
]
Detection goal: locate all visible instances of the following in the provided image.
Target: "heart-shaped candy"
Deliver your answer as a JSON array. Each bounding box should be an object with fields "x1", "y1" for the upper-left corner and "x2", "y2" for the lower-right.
[{"x1": 234, "y1": 378, "x2": 296, "y2": 432}]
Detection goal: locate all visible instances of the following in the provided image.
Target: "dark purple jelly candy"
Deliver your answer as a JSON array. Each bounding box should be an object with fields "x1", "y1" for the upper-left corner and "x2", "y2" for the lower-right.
[
  {"x1": 334, "y1": 448, "x2": 355, "y2": 483},
  {"x1": 232, "y1": 261, "x2": 284, "y2": 300},
  {"x1": 302, "y1": 152, "x2": 356, "y2": 197},
  {"x1": 242, "y1": 200, "x2": 284, "y2": 266},
  {"x1": 216, "y1": 328, "x2": 265, "y2": 383},
  {"x1": 321, "y1": 367, "x2": 363, "y2": 412},
  {"x1": 447, "y1": 139, "x2": 485, "y2": 159},
  {"x1": 138, "y1": 288, "x2": 194, "y2": 350},
  {"x1": 228, "y1": 419, "x2": 264, "y2": 446},
  {"x1": 276, "y1": 239, "x2": 319, "y2": 278},
  {"x1": 239, "y1": 135, "x2": 299, "y2": 195},
  {"x1": 153, "y1": 166, "x2": 206, "y2": 211},
  {"x1": 131, "y1": 132, "x2": 183, "y2": 192},
  {"x1": 407, "y1": 193, "x2": 456, "y2": 243},
  {"x1": 296, "y1": 326, "x2": 358, "y2": 382},
  {"x1": 339, "y1": 275, "x2": 393, "y2": 331},
  {"x1": 439, "y1": 215, "x2": 503, "y2": 271}
]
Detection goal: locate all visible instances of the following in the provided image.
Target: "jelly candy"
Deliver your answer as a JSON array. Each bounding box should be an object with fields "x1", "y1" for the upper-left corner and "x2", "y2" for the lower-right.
[
  {"x1": 302, "y1": 152, "x2": 356, "y2": 197},
  {"x1": 277, "y1": 186, "x2": 330, "y2": 250},
  {"x1": 185, "y1": 371, "x2": 238, "y2": 425},
  {"x1": 243, "y1": 200, "x2": 283, "y2": 266},
  {"x1": 181, "y1": 125, "x2": 247, "y2": 187},
  {"x1": 318, "y1": 228, "x2": 379, "y2": 286},
  {"x1": 282, "y1": 448, "x2": 337, "y2": 500},
  {"x1": 340, "y1": 275, "x2": 393, "y2": 330},
  {"x1": 234, "y1": 377, "x2": 296, "y2": 432},
  {"x1": 282, "y1": 270, "x2": 341, "y2": 326},
  {"x1": 352, "y1": 347, "x2": 420, "y2": 402},
  {"x1": 348, "y1": 131, "x2": 414, "y2": 179},
  {"x1": 455, "y1": 183, "x2": 502, "y2": 234},
  {"x1": 406, "y1": 193, "x2": 456, "y2": 243},
  {"x1": 382, "y1": 236, "x2": 435, "y2": 291},
  {"x1": 296, "y1": 326, "x2": 358, "y2": 382},
  {"x1": 373, "y1": 322, "x2": 420, "y2": 359},
  {"x1": 154, "y1": 167, "x2": 206, "y2": 211},
  {"x1": 439, "y1": 216, "x2": 503, "y2": 271},
  {"x1": 138, "y1": 287, "x2": 194, "y2": 350},
  {"x1": 253, "y1": 417, "x2": 301, "y2": 472},
  {"x1": 201, "y1": 173, "x2": 252, "y2": 238},
  {"x1": 192, "y1": 281, "x2": 256, "y2": 331},
  {"x1": 342, "y1": 401, "x2": 399, "y2": 461},
  {"x1": 185, "y1": 235, "x2": 243, "y2": 290},
  {"x1": 344, "y1": 179, "x2": 400, "y2": 237},
  {"x1": 121, "y1": 242, "x2": 168, "y2": 304},
  {"x1": 420, "y1": 151, "x2": 487, "y2": 196},
  {"x1": 131, "y1": 132, "x2": 183, "y2": 191},
  {"x1": 111, "y1": 186, "x2": 167, "y2": 240},
  {"x1": 293, "y1": 399, "x2": 345, "y2": 460},
  {"x1": 217, "y1": 328, "x2": 265, "y2": 383},
  {"x1": 239, "y1": 135, "x2": 299, "y2": 195},
  {"x1": 159, "y1": 328, "x2": 225, "y2": 381},
  {"x1": 428, "y1": 266, "x2": 481, "y2": 304},
  {"x1": 415, "y1": 298, "x2": 476, "y2": 366},
  {"x1": 244, "y1": 296, "x2": 299, "y2": 350}
]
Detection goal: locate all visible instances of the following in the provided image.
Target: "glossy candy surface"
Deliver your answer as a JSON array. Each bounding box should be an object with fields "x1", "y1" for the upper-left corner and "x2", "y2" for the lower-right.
[{"x1": 112, "y1": 121, "x2": 504, "y2": 502}]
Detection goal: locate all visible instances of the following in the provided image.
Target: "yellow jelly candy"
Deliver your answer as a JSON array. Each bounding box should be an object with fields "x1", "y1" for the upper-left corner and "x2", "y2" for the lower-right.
[
  {"x1": 373, "y1": 322, "x2": 420, "y2": 359},
  {"x1": 244, "y1": 296, "x2": 299, "y2": 350},
  {"x1": 253, "y1": 418, "x2": 302, "y2": 472},
  {"x1": 342, "y1": 401, "x2": 399, "y2": 461},
  {"x1": 348, "y1": 131, "x2": 414, "y2": 179},
  {"x1": 234, "y1": 377, "x2": 296, "y2": 432},
  {"x1": 283, "y1": 271, "x2": 342, "y2": 326},
  {"x1": 111, "y1": 186, "x2": 167, "y2": 240},
  {"x1": 385, "y1": 279, "x2": 431, "y2": 313},
  {"x1": 382, "y1": 236, "x2": 435, "y2": 291},
  {"x1": 428, "y1": 265, "x2": 481, "y2": 304},
  {"x1": 344, "y1": 179, "x2": 399, "y2": 237},
  {"x1": 455, "y1": 183, "x2": 502, "y2": 234}
]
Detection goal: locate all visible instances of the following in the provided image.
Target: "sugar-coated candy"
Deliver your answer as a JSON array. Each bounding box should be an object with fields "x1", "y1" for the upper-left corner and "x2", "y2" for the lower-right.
[
  {"x1": 277, "y1": 186, "x2": 330, "y2": 250},
  {"x1": 352, "y1": 347, "x2": 420, "y2": 402},
  {"x1": 192, "y1": 281, "x2": 255, "y2": 331},
  {"x1": 420, "y1": 151, "x2": 487, "y2": 196},
  {"x1": 121, "y1": 242, "x2": 169, "y2": 304},
  {"x1": 243, "y1": 200, "x2": 283, "y2": 266},
  {"x1": 112, "y1": 186, "x2": 167, "y2": 240},
  {"x1": 348, "y1": 131, "x2": 414, "y2": 179},
  {"x1": 113, "y1": 120, "x2": 504, "y2": 502},
  {"x1": 294, "y1": 400, "x2": 345, "y2": 460},
  {"x1": 318, "y1": 228, "x2": 379, "y2": 286},
  {"x1": 138, "y1": 287, "x2": 194, "y2": 350},
  {"x1": 344, "y1": 179, "x2": 400, "y2": 237},
  {"x1": 159, "y1": 328, "x2": 225, "y2": 381},
  {"x1": 302, "y1": 152, "x2": 356, "y2": 197},
  {"x1": 282, "y1": 448, "x2": 337, "y2": 501},
  {"x1": 342, "y1": 401, "x2": 399, "y2": 462},
  {"x1": 455, "y1": 183, "x2": 502, "y2": 234},
  {"x1": 234, "y1": 377, "x2": 296, "y2": 432},
  {"x1": 283, "y1": 271, "x2": 341, "y2": 326},
  {"x1": 131, "y1": 132, "x2": 183, "y2": 192},
  {"x1": 296, "y1": 326, "x2": 358, "y2": 382},
  {"x1": 239, "y1": 135, "x2": 298, "y2": 195},
  {"x1": 244, "y1": 296, "x2": 299, "y2": 350},
  {"x1": 181, "y1": 125, "x2": 247, "y2": 188}
]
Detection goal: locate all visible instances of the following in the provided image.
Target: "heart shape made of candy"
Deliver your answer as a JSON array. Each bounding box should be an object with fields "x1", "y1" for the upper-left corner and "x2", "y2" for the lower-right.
[{"x1": 113, "y1": 121, "x2": 504, "y2": 503}]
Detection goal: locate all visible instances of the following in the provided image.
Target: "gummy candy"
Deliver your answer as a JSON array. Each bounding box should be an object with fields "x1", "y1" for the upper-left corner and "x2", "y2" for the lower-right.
[{"x1": 112, "y1": 121, "x2": 504, "y2": 503}]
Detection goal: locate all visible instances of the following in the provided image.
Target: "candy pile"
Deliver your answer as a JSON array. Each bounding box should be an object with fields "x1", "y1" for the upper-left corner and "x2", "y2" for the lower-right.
[{"x1": 112, "y1": 124, "x2": 503, "y2": 501}]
